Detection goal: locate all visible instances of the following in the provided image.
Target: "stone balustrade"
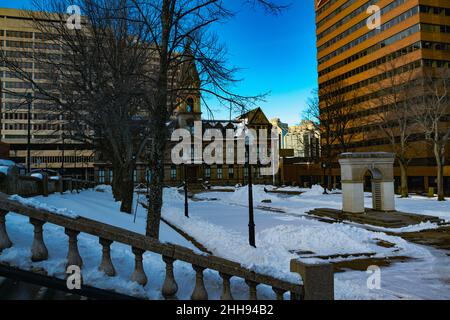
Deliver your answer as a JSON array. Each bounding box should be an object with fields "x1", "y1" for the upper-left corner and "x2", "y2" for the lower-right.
[{"x1": 0, "y1": 192, "x2": 334, "y2": 300}]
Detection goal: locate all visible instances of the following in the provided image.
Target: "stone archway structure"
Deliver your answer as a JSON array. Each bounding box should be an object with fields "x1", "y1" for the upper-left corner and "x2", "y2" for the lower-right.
[{"x1": 338, "y1": 153, "x2": 396, "y2": 214}]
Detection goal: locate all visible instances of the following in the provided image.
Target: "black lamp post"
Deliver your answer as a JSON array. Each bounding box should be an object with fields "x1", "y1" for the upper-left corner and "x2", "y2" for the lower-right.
[
  {"x1": 61, "y1": 133, "x2": 66, "y2": 176},
  {"x1": 245, "y1": 136, "x2": 256, "y2": 248},
  {"x1": 26, "y1": 93, "x2": 32, "y2": 173},
  {"x1": 321, "y1": 162, "x2": 328, "y2": 195},
  {"x1": 184, "y1": 163, "x2": 189, "y2": 218}
]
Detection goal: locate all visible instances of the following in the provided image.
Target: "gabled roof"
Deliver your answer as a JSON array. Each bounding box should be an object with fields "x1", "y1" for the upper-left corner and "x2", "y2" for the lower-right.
[{"x1": 236, "y1": 107, "x2": 270, "y2": 125}]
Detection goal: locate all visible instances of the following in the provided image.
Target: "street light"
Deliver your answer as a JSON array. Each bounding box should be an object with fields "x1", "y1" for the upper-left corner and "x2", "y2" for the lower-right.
[
  {"x1": 321, "y1": 162, "x2": 328, "y2": 195},
  {"x1": 184, "y1": 163, "x2": 189, "y2": 218},
  {"x1": 61, "y1": 133, "x2": 66, "y2": 177},
  {"x1": 245, "y1": 135, "x2": 256, "y2": 248},
  {"x1": 26, "y1": 93, "x2": 32, "y2": 174}
]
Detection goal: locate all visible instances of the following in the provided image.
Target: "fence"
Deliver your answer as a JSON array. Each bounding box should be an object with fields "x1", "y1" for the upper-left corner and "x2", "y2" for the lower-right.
[
  {"x1": 0, "y1": 167, "x2": 95, "y2": 197},
  {"x1": 0, "y1": 192, "x2": 334, "y2": 300}
]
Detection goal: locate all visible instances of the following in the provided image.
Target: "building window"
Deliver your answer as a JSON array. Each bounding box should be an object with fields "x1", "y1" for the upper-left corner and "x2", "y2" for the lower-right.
[
  {"x1": 99, "y1": 169, "x2": 105, "y2": 183},
  {"x1": 170, "y1": 166, "x2": 177, "y2": 180},
  {"x1": 133, "y1": 169, "x2": 137, "y2": 182},
  {"x1": 146, "y1": 168, "x2": 152, "y2": 183},
  {"x1": 217, "y1": 166, "x2": 223, "y2": 179},
  {"x1": 228, "y1": 165, "x2": 234, "y2": 179},
  {"x1": 205, "y1": 166, "x2": 211, "y2": 179},
  {"x1": 109, "y1": 169, "x2": 113, "y2": 184}
]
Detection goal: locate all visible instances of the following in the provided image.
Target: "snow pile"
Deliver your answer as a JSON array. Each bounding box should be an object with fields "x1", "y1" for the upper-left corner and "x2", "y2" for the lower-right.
[
  {"x1": 8, "y1": 194, "x2": 79, "y2": 218},
  {"x1": 257, "y1": 223, "x2": 420, "y2": 258},
  {"x1": 228, "y1": 185, "x2": 277, "y2": 205},
  {"x1": 0, "y1": 159, "x2": 16, "y2": 167},
  {"x1": 370, "y1": 221, "x2": 441, "y2": 234},
  {"x1": 30, "y1": 173, "x2": 43, "y2": 180},
  {"x1": 302, "y1": 185, "x2": 328, "y2": 196},
  {"x1": 94, "y1": 184, "x2": 113, "y2": 193},
  {"x1": 0, "y1": 166, "x2": 9, "y2": 175}
]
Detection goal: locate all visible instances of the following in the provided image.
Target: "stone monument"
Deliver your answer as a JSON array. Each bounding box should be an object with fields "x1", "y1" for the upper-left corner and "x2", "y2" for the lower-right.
[{"x1": 338, "y1": 152, "x2": 395, "y2": 214}]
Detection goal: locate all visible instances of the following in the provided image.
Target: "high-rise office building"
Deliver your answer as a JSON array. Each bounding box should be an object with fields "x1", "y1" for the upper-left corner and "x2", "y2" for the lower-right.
[
  {"x1": 0, "y1": 8, "x2": 94, "y2": 178},
  {"x1": 315, "y1": 0, "x2": 450, "y2": 193}
]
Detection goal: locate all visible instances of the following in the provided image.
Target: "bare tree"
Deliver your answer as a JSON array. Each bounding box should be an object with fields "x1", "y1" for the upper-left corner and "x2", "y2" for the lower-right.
[
  {"x1": 129, "y1": 0, "x2": 287, "y2": 238},
  {"x1": 304, "y1": 79, "x2": 357, "y2": 190},
  {"x1": 413, "y1": 67, "x2": 450, "y2": 201},
  {"x1": 371, "y1": 58, "x2": 420, "y2": 198},
  {"x1": 0, "y1": 0, "x2": 155, "y2": 213}
]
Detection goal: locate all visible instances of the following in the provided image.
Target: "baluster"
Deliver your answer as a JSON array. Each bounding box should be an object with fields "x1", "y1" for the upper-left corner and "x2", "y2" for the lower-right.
[
  {"x1": 162, "y1": 256, "x2": 178, "y2": 299},
  {"x1": 65, "y1": 229, "x2": 83, "y2": 268},
  {"x1": 245, "y1": 280, "x2": 258, "y2": 300},
  {"x1": 30, "y1": 218, "x2": 48, "y2": 262},
  {"x1": 131, "y1": 247, "x2": 147, "y2": 286},
  {"x1": 219, "y1": 273, "x2": 233, "y2": 300},
  {"x1": 191, "y1": 265, "x2": 208, "y2": 300},
  {"x1": 0, "y1": 211, "x2": 12, "y2": 252},
  {"x1": 98, "y1": 238, "x2": 115, "y2": 276},
  {"x1": 272, "y1": 287, "x2": 286, "y2": 300},
  {"x1": 290, "y1": 291, "x2": 301, "y2": 300}
]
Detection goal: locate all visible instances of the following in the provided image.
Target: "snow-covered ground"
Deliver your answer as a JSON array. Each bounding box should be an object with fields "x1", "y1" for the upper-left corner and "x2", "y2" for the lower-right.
[
  {"x1": 198, "y1": 185, "x2": 450, "y2": 225},
  {"x1": 1, "y1": 185, "x2": 449, "y2": 300}
]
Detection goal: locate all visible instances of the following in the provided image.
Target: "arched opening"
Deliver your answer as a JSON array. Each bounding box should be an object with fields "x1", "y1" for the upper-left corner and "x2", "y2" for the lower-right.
[
  {"x1": 363, "y1": 168, "x2": 383, "y2": 211},
  {"x1": 186, "y1": 98, "x2": 194, "y2": 113}
]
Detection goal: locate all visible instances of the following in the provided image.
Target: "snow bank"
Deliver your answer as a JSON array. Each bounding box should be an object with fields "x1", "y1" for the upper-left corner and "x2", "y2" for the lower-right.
[
  {"x1": 30, "y1": 173, "x2": 43, "y2": 180},
  {"x1": 228, "y1": 185, "x2": 277, "y2": 205},
  {"x1": 9, "y1": 194, "x2": 78, "y2": 218},
  {"x1": 94, "y1": 184, "x2": 112, "y2": 193},
  {"x1": 0, "y1": 166, "x2": 9, "y2": 175},
  {"x1": 0, "y1": 159, "x2": 16, "y2": 167}
]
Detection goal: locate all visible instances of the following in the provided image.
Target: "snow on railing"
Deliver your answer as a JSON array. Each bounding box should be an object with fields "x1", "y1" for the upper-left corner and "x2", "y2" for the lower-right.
[{"x1": 0, "y1": 192, "x2": 336, "y2": 300}]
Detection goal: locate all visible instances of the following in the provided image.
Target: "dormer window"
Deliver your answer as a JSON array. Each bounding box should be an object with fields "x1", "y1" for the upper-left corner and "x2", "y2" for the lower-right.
[{"x1": 186, "y1": 98, "x2": 194, "y2": 113}]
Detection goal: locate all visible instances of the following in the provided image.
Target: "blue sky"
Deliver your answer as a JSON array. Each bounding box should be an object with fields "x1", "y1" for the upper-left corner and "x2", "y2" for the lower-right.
[{"x1": 0, "y1": 0, "x2": 318, "y2": 125}]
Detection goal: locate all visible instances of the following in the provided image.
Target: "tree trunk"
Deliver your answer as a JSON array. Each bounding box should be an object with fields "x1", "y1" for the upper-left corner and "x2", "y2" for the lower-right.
[
  {"x1": 145, "y1": 0, "x2": 171, "y2": 239},
  {"x1": 434, "y1": 143, "x2": 445, "y2": 201},
  {"x1": 112, "y1": 164, "x2": 123, "y2": 202},
  {"x1": 119, "y1": 162, "x2": 135, "y2": 213},
  {"x1": 399, "y1": 160, "x2": 409, "y2": 198},
  {"x1": 146, "y1": 152, "x2": 165, "y2": 239}
]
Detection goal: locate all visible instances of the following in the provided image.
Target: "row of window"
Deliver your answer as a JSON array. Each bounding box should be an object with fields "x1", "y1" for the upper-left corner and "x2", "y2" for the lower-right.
[
  {"x1": 3, "y1": 81, "x2": 33, "y2": 89},
  {"x1": 168, "y1": 165, "x2": 261, "y2": 181},
  {"x1": 421, "y1": 23, "x2": 450, "y2": 34},
  {"x1": 319, "y1": 24, "x2": 420, "y2": 76},
  {"x1": 3, "y1": 134, "x2": 60, "y2": 140},
  {"x1": 321, "y1": 60, "x2": 450, "y2": 112},
  {"x1": 318, "y1": 0, "x2": 406, "y2": 47},
  {"x1": 1, "y1": 112, "x2": 61, "y2": 121},
  {"x1": 316, "y1": 0, "x2": 356, "y2": 26},
  {"x1": 1, "y1": 50, "x2": 61, "y2": 61},
  {"x1": 5, "y1": 30, "x2": 33, "y2": 39},
  {"x1": 320, "y1": 41, "x2": 422, "y2": 88},
  {"x1": 3, "y1": 102, "x2": 56, "y2": 110},
  {"x1": 320, "y1": 59, "x2": 422, "y2": 96},
  {"x1": 3, "y1": 40, "x2": 61, "y2": 51},
  {"x1": 32, "y1": 155, "x2": 94, "y2": 164},
  {"x1": 0, "y1": 61, "x2": 33, "y2": 69},
  {"x1": 319, "y1": 6, "x2": 419, "y2": 59},
  {"x1": 323, "y1": 37, "x2": 448, "y2": 88},
  {"x1": 2, "y1": 123, "x2": 63, "y2": 131},
  {"x1": 319, "y1": 3, "x2": 449, "y2": 52}
]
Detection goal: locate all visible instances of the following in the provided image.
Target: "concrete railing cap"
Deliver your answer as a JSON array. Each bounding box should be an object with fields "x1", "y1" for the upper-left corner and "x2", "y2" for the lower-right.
[{"x1": 339, "y1": 152, "x2": 395, "y2": 159}]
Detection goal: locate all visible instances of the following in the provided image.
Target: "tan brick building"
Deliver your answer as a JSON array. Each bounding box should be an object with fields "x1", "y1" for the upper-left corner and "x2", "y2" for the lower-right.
[{"x1": 315, "y1": 0, "x2": 450, "y2": 194}]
